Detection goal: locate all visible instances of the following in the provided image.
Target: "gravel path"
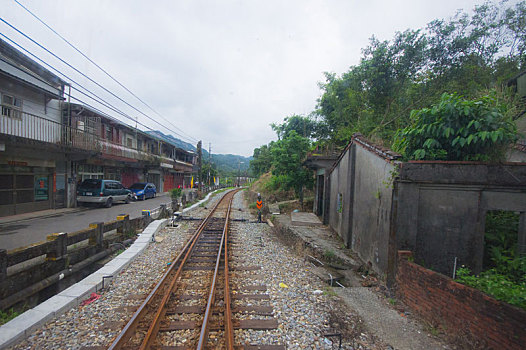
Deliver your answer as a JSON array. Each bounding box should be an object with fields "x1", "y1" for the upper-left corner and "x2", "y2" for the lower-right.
[
  {"x1": 336, "y1": 286, "x2": 449, "y2": 350},
  {"x1": 9, "y1": 189, "x2": 383, "y2": 349},
  {"x1": 229, "y1": 190, "x2": 383, "y2": 349}
]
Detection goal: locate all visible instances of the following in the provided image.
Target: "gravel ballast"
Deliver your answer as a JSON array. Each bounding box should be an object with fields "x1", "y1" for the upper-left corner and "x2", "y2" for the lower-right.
[{"x1": 8, "y1": 189, "x2": 384, "y2": 349}]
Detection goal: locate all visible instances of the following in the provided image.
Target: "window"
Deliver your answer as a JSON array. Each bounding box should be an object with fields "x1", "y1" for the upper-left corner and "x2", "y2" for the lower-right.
[
  {"x1": 1, "y1": 93, "x2": 22, "y2": 119},
  {"x1": 106, "y1": 126, "x2": 112, "y2": 140},
  {"x1": 127, "y1": 137, "x2": 133, "y2": 148}
]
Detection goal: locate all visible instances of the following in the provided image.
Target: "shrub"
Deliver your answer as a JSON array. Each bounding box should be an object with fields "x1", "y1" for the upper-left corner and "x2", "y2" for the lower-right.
[
  {"x1": 170, "y1": 188, "x2": 182, "y2": 200},
  {"x1": 456, "y1": 264, "x2": 526, "y2": 309},
  {"x1": 0, "y1": 308, "x2": 21, "y2": 325},
  {"x1": 393, "y1": 92, "x2": 518, "y2": 161}
]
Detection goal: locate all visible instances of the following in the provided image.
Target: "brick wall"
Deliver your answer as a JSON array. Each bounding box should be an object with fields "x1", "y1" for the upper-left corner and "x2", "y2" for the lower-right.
[{"x1": 396, "y1": 251, "x2": 526, "y2": 349}]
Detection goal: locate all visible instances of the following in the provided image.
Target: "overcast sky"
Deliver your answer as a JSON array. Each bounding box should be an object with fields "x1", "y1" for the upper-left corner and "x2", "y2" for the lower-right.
[{"x1": 2, "y1": 0, "x2": 494, "y2": 156}]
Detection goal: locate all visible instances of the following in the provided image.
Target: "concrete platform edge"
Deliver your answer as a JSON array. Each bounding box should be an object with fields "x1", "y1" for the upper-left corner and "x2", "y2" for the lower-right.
[
  {"x1": 0, "y1": 218, "x2": 168, "y2": 350},
  {"x1": 181, "y1": 188, "x2": 221, "y2": 213}
]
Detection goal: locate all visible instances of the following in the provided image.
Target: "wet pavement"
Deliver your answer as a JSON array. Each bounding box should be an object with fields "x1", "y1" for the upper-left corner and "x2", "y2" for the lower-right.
[{"x1": 0, "y1": 194, "x2": 171, "y2": 251}]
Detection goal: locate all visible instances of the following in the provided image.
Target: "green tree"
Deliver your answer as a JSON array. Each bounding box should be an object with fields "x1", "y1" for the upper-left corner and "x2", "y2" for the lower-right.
[
  {"x1": 271, "y1": 114, "x2": 318, "y2": 140},
  {"x1": 270, "y1": 131, "x2": 312, "y2": 204},
  {"x1": 249, "y1": 143, "x2": 274, "y2": 177},
  {"x1": 200, "y1": 161, "x2": 218, "y2": 186},
  {"x1": 315, "y1": 1, "x2": 525, "y2": 149},
  {"x1": 393, "y1": 92, "x2": 518, "y2": 161}
]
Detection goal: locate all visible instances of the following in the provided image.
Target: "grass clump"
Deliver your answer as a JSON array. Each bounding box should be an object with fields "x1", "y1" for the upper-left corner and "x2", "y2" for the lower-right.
[{"x1": 0, "y1": 308, "x2": 21, "y2": 325}]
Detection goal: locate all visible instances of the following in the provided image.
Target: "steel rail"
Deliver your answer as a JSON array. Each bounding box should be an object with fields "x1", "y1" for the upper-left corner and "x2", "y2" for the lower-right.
[
  {"x1": 108, "y1": 192, "x2": 228, "y2": 350},
  {"x1": 196, "y1": 190, "x2": 235, "y2": 349},
  {"x1": 223, "y1": 194, "x2": 235, "y2": 349}
]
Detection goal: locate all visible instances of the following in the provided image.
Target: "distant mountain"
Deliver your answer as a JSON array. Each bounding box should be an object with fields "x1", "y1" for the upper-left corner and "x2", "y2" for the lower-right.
[
  {"x1": 208, "y1": 153, "x2": 251, "y2": 175},
  {"x1": 145, "y1": 130, "x2": 196, "y2": 152},
  {"x1": 147, "y1": 130, "x2": 252, "y2": 175}
]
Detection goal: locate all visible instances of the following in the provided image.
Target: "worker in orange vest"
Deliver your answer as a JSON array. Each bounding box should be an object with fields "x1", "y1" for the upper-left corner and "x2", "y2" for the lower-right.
[{"x1": 256, "y1": 193, "x2": 263, "y2": 223}]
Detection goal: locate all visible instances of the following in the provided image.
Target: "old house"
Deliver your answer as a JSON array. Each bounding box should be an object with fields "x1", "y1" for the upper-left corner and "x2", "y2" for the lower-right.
[
  {"x1": 0, "y1": 37, "x2": 69, "y2": 215},
  {"x1": 309, "y1": 134, "x2": 526, "y2": 283},
  {"x1": 0, "y1": 38, "x2": 196, "y2": 217},
  {"x1": 66, "y1": 102, "x2": 195, "y2": 199}
]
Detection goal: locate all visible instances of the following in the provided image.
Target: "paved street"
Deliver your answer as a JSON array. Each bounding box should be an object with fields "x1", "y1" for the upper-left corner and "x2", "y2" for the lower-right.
[{"x1": 0, "y1": 194, "x2": 172, "y2": 251}]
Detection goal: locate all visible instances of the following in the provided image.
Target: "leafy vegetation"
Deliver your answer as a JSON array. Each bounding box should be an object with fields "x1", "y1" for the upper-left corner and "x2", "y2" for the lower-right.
[
  {"x1": 269, "y1": 131, "x2": 313, "y2": 201},
  {"x1": 250, "y1": 144, "x2": 274, "y2": 178},
  {"x1": 250, "y1": 1, "x2": 525, "y2": 215},
  {"x1": 314, "y1": 1, "x2": 525, "y2": 148},
  {"x1": 250, "y1": 118, "x2": 314, "y2": 204},
  {"x1": 170, "y1": 187, "x2": 182, "y2": 199},
  {"x1": 456, "y1": 265, "x2": 525, "y2": 309},
  {"x1": 0, "y1": 308, "x2": 21, "y2": 326},
  {"x1": 484, "y1": 211, "x2": 522, "y2": 270},
  {"x1": 455, "y1": 211, "x2": 526, "y2": 309},
  {"x1": 393, "y1": 93, "x2": 518, "y2": 161},
  {"x1": 271, "y1": 115, "x2": 318, "y2": 140}
]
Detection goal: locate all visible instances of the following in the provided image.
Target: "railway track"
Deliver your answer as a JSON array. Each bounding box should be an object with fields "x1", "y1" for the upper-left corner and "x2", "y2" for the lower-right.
[{"x1": 108, "y1": 189, "x2": 285, "y2": 349}]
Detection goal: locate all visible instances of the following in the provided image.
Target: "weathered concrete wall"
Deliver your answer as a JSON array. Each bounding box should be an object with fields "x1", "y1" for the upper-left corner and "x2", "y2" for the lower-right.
[
  {"x1": 327, "y1": 135, "x2": 399, "y2": 276},
  {"x1": 351, "y1": 144, "x2": 396, "y2": 275},
  {"x1": 325, "y1": 138, "x2": 526, "y2": 279},
  {"x1": 396, "y1": 162, "x2": 526, "y2": 275},
  {"x1": 328, "y1": 147, "x2": 352, "y2": 246}
]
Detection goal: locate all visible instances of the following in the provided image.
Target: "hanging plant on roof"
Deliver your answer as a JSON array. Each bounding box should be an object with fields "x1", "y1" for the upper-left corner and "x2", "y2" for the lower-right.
[{"x1": 393, "y1": 92, "x2": 519, "y2": 161}]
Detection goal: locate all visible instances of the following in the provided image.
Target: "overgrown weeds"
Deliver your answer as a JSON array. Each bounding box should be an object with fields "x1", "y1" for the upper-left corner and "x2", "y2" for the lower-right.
[{"x1": 0, "y1": 308, "x2": 21, "y2": 326}]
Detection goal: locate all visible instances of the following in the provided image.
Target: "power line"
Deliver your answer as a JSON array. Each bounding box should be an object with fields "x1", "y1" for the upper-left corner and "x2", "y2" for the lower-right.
[
  {"x1": 0, "y1": 32, "x2": 166, "y2": 138},
  {"x1": 69, "y1": 95, "x2": 157, "y2": 135},
  {"x1": 1, "y1": 34, "x2": 198, "y2": 152},
  {"x1": 13, "y1": 0, "x2": 198, "y2": 143},
  {"x1": 0, "y1": 17, "x2": 197, "y2": 144}
]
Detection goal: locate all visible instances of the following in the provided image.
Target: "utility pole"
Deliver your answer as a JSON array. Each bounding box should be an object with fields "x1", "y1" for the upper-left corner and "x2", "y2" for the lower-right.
[
  {"x1": 197, "y1": 141, "x2": 202, "y2": 192},
  {"x1": 237, "y1": 161, "x2": 244, "y2": 187},
  {"x1": 237, "y1": 160, "x2": 240, "y2": 187}
]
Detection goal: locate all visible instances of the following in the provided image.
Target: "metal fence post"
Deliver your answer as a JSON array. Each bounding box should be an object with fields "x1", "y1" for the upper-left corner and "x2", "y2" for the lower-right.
[
  {"x1": 46, "y1": 232, "x2": 67, "y2": 261},
  {"x1": 89, "y1": 222, "x2": 104, "y2": 248}
]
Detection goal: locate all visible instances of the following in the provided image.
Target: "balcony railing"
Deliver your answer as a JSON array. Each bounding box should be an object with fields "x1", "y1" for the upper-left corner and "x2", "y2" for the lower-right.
[
  {"x1": 1, "y1": 111, "x2": 194, "y2": 167},
  {"x1": 1, "y1": 110, "x2": 62, "y2": 144}
]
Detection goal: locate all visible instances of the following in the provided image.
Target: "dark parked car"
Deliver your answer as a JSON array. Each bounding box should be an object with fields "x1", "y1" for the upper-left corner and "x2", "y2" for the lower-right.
[
  {"x1": 77, "y1": 179, "x2": 132, "y2": 208},
  {"x1": 129, "y1": 182, "x2": 157, "y2": 200}
]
